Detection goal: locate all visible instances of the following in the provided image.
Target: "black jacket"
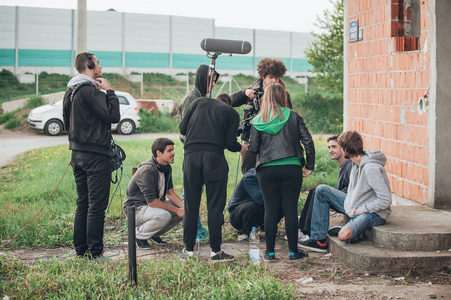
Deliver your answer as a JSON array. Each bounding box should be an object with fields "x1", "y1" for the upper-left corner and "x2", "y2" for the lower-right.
[
  {"x1": 179, "y1": 97, "x2": 242, "y2": 155},
  {"x1": 248, "y1": 110, "x2": 315, "y2": 170},
  {"x1": 63, "y1": 84, "x2": 120, "y2": 156}
]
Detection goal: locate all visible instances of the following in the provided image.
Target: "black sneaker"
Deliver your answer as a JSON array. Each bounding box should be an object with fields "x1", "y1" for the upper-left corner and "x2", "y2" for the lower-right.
[
  {"x1": 136, "y1": 238, "x2": 151, "y2": 249},
  {"x1": 210, "y1": 250, "x2": 235, "y2": 262},
  {"x1": 328, "y1": 226, "x2": 342, "y2": 237},
  {"x1": 289, "y1": 250, "x2": 308, "y2": 261},
  {"x1": 263, "y1": 251, "x2": 275, "y2": 261},
  {"x1": 298, "y1": 238, "x2": 328, "y2": 253},
  {"x1": 150, "y1": 236, "x2": 168, "y2": 245}
]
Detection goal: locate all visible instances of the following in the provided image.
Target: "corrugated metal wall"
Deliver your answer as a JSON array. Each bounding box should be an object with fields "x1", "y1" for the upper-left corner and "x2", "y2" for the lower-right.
[{"x1": 0, "y1": 5, "x2": 315, "y2": 76}]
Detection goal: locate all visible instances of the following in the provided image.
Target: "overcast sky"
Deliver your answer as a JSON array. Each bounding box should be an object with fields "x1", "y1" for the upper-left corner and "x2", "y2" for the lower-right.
[{"x1": 0, "y1": 0, "x2": 334, "y2": 33}]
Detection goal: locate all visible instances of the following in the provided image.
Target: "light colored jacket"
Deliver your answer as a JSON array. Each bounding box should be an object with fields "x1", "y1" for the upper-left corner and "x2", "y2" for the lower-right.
[{"x1": 344, "y1": 150, "x2": 392, "y2": 220}]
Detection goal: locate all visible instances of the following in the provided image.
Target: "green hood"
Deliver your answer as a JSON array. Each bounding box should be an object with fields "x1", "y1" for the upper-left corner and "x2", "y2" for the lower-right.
[{"x1": 253, "y1": 106, "x2": 291, "y2": 135}]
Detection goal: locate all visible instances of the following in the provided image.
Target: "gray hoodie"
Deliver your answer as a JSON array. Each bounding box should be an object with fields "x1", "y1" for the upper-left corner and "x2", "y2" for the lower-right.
[
  {"x1": 67, "y1": 74, "x2": 96, "y2": 88},
  {"x1": 344, "y1": 150, "x2": 392, "y2": 220}
]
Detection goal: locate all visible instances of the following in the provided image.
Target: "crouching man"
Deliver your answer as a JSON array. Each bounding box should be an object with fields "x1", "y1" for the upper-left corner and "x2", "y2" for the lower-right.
[
  {"x1": 299, "y1": 131, "x2": 391, "y2": 252},
  {"x1": 123, "y1": 138, "x2": 184, "y2": 249},
  {"x1": 227, "y1": 168, "x2": 265, "y2": 241}
]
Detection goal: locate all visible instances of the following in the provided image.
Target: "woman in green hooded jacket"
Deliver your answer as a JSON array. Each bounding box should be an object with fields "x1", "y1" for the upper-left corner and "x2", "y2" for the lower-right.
[{"x1": 248, "y1": 83, "x2": 315, "y2": 261}]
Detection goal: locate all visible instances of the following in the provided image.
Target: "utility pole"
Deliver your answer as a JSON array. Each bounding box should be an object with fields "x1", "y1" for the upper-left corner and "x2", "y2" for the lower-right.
[{"x1": 76, "y1": 0, "x2": 87, "y2": 55}]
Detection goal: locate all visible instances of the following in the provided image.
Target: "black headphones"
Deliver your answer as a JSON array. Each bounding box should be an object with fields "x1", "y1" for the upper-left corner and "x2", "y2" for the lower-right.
[
  {"x1": 85, "y1": 52, "x2": 95, "y2": 70},
  {"x1": 152, "y1": 156, "x2": 171, "y2": 174}
]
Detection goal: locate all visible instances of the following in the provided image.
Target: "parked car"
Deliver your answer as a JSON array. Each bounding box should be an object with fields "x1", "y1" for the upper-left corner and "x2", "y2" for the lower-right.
[{"x1": 28, "y1": 91, "x2": 140, "y2": 136}]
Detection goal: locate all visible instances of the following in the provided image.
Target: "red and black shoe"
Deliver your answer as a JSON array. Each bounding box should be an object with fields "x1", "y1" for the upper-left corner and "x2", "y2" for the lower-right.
[{"x1": 298, "y1": 238, "x2": 328, "y2": 253}]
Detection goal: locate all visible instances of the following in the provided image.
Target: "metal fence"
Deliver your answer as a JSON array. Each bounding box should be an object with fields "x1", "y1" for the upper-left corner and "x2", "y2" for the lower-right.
[{"x1": 0, "y1": 69, "x2": 254, "y2": 108}]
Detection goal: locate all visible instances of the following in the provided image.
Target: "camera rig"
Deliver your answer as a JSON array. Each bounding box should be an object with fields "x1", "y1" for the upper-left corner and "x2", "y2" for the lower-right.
[{"x1": 237, "y1": 90, "x2": 263, "y2": 142}]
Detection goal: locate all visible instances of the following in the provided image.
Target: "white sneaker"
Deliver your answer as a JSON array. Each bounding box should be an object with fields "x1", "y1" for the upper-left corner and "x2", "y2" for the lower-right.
[
  {"x1": 180, "y1": 248, "x2": 194, "y2": 260},
  {"x1": 298, "y1": 229, "x2": 306, "y2": 240},
  {"x1": 299, "y1": 234, "x2": 310, "y2": 242},
  {"x1": 237, "y1": 234, "x2": 249, "y2": 241}
]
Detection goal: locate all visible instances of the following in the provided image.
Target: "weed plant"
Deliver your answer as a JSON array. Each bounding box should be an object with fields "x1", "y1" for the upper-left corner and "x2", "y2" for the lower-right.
[
  {"x1": 0, "y1": 111, "x2": 15, "y2": 124},
  {"x1": 0, "y1": 138, "x2": 338, "y2": 298},
  {"x1": 24, "y1": 95, "x2": 44, "y2": 109},
  {"x1": 3, "y1": 118, "x2": 20, "y2": 129},
  {"x1": 138, "y1": 109, "x2": 179, "y2": 133},
  {"x1": 0, "y1": 255, "x2": 297, "y2": 299},
  {"x1": 0, "y1": 138, "x2": 336, "y2": 249}
]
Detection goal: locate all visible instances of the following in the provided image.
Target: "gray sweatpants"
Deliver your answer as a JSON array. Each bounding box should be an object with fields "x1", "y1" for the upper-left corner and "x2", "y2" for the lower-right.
[{"x1": 135, "y1": 199, "x2": 183, "y2": 240}]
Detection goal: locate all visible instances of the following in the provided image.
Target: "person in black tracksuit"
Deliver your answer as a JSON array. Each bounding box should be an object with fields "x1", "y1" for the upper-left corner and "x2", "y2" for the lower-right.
[
  {"x1": 179, "y1": 97, "x2": 247, "y2": 261},
  {"x1": 231, "y1": 58, "x2": 292, "y2": 174},
  {"x1": 63, "y1": 52, "x2": 120, "y2": 260}
]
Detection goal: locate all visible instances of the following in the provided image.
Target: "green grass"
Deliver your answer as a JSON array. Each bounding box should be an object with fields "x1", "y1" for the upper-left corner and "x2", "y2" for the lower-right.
[
  {"x1": 0, "y1": 138, "x2": 336, "y2": 248},
  {"x1": 0, "y1": 138, "x2": 338, "y2": 298},
  {"x1": 0, "y1": 255, "x2": 297, "y2": 299},
  {"x1": 1, "y1": 71, "x2": 343, "y2": 134}
]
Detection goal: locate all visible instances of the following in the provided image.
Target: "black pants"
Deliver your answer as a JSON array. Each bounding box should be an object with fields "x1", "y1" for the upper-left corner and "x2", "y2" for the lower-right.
[
  {"x1": 298, "y1": 188, "x2": 316, "y2": 235},
  {"x1": 183, "y1": 151, "x2": 228, "y2": 253},
  {"x1": 258, "y1": 165, "x2": 303, "y2": 253},
  {"x1": 229, "y1": 201, "x2": 264, "y2": 235},
  {"x1": 71, "y1": 151, "x2": 111, "y2": 257}
]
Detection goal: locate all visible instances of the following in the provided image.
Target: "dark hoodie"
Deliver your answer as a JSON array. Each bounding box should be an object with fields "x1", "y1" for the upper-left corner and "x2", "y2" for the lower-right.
[
  {"x1": 179, "y1": 65, "x2": 219, "y2": 119},
  {"x1": 179, "y1": 65, "x2": 219, "y2": 143}
]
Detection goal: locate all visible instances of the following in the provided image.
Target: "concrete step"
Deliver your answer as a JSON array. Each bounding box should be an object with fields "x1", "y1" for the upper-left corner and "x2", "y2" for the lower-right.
[
  {"x1": 329, "y1": 236, "x2": 451, "y2": 271},
  {"x1": 368, "y1": 206, "x2": 451, "y2": 251},
  {"x1": 328, "y1": 206, "x2": 451, "y2": 271}
]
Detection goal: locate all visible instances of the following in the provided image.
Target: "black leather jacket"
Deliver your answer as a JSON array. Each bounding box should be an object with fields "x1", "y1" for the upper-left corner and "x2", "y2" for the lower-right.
[{"x1": 248, "y1": 110, "x2": 315, "y2": 170}]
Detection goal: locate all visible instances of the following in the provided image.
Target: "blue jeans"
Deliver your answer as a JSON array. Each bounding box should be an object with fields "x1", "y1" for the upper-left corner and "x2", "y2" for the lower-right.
[
  {"x1": 345, "y1": 212, "x2": 386, "y2": 242},
  {"x1": 310, "y1": 185, "x2": 385, "y2": 242}
]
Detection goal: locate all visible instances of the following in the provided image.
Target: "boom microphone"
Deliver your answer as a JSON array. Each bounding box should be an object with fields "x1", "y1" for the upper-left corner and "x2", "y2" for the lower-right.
[{"x1": 200, "y1": 38, "x2": 252, "y2": 55}]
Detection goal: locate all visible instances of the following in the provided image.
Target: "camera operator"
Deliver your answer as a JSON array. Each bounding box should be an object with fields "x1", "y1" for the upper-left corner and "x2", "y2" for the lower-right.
[
  {"x1": 231, "y1": 58, "x2": 292, "y2": 174},
  {"x1": 63, "y1": 52, "x2": 120, "y2": 262}
]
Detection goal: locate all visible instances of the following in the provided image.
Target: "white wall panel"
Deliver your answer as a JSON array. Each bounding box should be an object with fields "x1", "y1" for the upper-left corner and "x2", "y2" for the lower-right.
[
  {"x1": 171, "y1": 16, "x2": 214, "y2": 54},
  {"x1": 292, "y1": 32, "x2": 315, "y2": 58},
  {"x1": 87, "y1": 10, "x2": 122, "y2": 51},
  {"x1": 0, "y1": 6, "x2": 16, "y2": 48},
  {"x1": 18, "y1": 7, "x2": 72, "y2": 50},
  {"x1": 123, "y1": 13, "x2": 170, "y2": 53},
  {"x1": 255, "y1": 29, "x2": 291, "y2": 57}
]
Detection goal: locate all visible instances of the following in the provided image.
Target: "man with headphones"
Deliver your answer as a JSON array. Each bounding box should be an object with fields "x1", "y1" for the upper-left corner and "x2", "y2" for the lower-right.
[
  {"x1": 123, "y1": 138, "x2": 184, "y2": 249},
  {"x1": 63, "y1": 52, "x2": 120, "y2": 262}
]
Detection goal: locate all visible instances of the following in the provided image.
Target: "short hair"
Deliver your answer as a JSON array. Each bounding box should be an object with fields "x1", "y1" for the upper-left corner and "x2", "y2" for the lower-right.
[
  {"x1": 327, "y1": 135, "x2": 340, "y2": 143},
  {"x1": 75, "y1": 52, "x2": 94, "y2": 73},
  {"x1": 257, "y1": 58, "x2": 287, "y2": 79},
  {"x1": 216, "y1": 93, "x2": 231, "y2": 106},
  {"x1": 151, "y1": 138, "x2": 175, "y2": 157},
  {"x1": 337, "y1": 131, "x2": 364, "y2": 157}
]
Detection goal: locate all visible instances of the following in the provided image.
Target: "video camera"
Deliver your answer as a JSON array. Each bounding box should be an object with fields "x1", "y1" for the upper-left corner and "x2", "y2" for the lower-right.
[{"x1": 237, "y1": 90, "x2": 264, "y2": 142}]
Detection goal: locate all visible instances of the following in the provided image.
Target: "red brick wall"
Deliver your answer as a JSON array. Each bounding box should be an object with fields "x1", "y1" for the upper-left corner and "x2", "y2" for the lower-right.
[{"x1": 346, "y1": 0, "x2": 430, "y2": 204}]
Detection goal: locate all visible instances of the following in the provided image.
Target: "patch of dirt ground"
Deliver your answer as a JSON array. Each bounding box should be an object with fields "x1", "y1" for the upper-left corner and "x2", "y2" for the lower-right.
[{"x1": 2, "y1": 228, "x2": 450, "y2": 300}]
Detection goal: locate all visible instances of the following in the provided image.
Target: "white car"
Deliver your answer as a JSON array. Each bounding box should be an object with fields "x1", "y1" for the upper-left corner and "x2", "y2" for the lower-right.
[{"x1": 28, "y1": 91, "x2": 141, "y2": 136}]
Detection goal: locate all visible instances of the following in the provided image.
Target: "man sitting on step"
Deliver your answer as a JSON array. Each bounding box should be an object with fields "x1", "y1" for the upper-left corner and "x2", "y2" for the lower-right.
[
  {"x1": 297, "y1": 134, "x2": 352, "y2": 243},
  {"x1": 299, "y1": 130, "x2": 392, "y2": 253}
]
